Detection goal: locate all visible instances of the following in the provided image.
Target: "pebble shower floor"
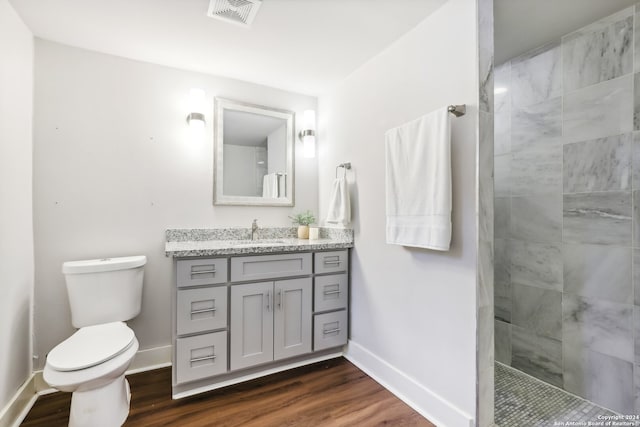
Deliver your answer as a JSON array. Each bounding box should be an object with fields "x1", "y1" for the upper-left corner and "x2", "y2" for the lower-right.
[{"x1": 494, "y1": 362, "x2": 626, "y2": 426}]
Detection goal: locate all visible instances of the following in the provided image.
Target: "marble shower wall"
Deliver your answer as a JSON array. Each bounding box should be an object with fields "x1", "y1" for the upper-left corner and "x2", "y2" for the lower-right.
[{"x1": 494, "y1": 5, "x2": 638, "y2": 415}]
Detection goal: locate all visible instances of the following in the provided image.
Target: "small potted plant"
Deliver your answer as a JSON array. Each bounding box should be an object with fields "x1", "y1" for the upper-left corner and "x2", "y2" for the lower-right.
[{"x1": 289, "y1": 210, "x2": 316, "y2": 239}]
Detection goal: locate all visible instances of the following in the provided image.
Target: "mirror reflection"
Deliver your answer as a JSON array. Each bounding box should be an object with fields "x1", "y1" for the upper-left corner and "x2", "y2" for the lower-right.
[{"x1": 214, "y1": 98, "x2": 294, "y2": 206}]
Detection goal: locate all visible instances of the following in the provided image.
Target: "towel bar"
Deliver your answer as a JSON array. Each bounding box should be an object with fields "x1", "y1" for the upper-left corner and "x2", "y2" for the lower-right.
[
  {"x1": 447, "y1": 104, "x2": 466, "y2": 117},
  {"x1": 335, "y1": 162, "x2": 351, "y2": 178}
]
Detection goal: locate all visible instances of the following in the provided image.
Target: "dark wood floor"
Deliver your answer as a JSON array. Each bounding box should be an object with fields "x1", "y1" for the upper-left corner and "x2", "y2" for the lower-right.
[{"x1": 22, "y1": 357, "x2": 435, "y2": 427}]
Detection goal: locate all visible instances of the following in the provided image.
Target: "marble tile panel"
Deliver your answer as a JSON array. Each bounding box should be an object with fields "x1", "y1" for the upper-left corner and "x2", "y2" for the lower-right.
[
  {"x1": 494, "y1": 197, "x2": 510, "y2": 239},
  {"x1": 635, "y1": 250, "x2": 640, "y2": 306},
  {"x1": 479, "y1": 47, "x2": 493, "y2": 114},
  {"x1": 633, "y1": 132, "x2": 640, "y2": 189},
  {"x1": 635, "y1": 6, "x2": 640, "y2": 74},
  {"x1": 563, "y1": 191, "x2": 632, "y2": 245},
  {"x1": 636, "y1": 362, "x2": 640, "y2": 415},
  {"x1": 635, "y1": 306, "x2": 640, "y2": 363},
  {"x1": 495, "y1": 319, "x2": 511, "y2": 365},
  {"x1": 511, "y1": 97, "x2": 562, "y2": 152},
  {"x1": 477, "y1": 241, "x2": 493, "y2": 310},
  {"x1": 494, "y1": 62, "x2": 511, "y2": 115},
  {"x1": 511, "y1": 145, "x2": 562, "y2": 196},
  {"x1": 494, "y1": 110, "x2": 510, "y2": 156},
  {"x1": 511, "y1": 41, "x2": 562, "y2": 108},
  {"x1": 634, "y1": 73, "x2": 640, "y2": 130},
  {"x1": 494, "y1": 153, "x2": 510, "y2": 197},
  {"x1": 512, "y1": 284, "x2": 562, "y2": 340},
  {"x1": 511, "y1": 195, "x2": 562, "y2": 243},
  {"x1": 511, "y1": 324, "x2": 563, "y2": 387},
  {"x1": 478, "y1": 111, "x2": 494, "y2": 244},
  {"x1": 563, "y1": 133, "x2": 632, "y2": 193},
  {"x1": 564, "y1": 75, "x2": 633, "y2": 144},
  {"x1": 510, "y1": 240, "x2": 562, "y2": 291},
  {"x1": 562, "y1": 12, "x2": 632, "y2": 92},
  {"x1": 494, "y1": 238, "x2": 511, "y2": 323},
  {"x1": 635, "y1": 190, "x2": 640, "y2": 247},
  {"x1": 563, "y1": 243, "x2": 632, "y2": 304},
  {"x1": 563, "y1": 293, "x2": 633, "y2": 362},
  {"x1": 563, "y1": 346, "x2": 634, "y2": 415}
]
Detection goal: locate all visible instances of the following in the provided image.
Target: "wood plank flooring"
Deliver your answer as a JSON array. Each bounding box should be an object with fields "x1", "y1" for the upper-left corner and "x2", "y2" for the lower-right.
[{"x1": 22, "y1": 357, "x2": 435, "y2": 427}]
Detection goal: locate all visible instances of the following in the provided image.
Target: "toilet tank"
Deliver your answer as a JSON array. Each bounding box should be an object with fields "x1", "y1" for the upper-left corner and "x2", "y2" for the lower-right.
[{"x1": 62, "y1": 256, "x2": 146, "y2": 328}]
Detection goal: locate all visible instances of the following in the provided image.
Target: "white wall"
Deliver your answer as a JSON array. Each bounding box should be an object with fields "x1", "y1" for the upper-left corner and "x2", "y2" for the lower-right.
[
  {"x1": 0, "y1": 0, "x2": 34, "y2": 411},
  {"x1": 318, "y1": 0, "x2": 478, "y2": 425},
  {"x1": 32, "y1": 40, "x2": 318, "y2": 369}
]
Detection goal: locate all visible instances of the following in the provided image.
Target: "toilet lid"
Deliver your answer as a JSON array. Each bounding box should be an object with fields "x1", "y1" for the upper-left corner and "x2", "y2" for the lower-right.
[{"x1": 47, "y1": 322, "x2": 135, "y2": 372}]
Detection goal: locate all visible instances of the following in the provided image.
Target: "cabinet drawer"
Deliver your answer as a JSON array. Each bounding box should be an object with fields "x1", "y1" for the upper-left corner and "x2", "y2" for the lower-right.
[
  {"x1": 231, "y1": 253, "x2": 311, "y2": 282},
  {"x1": 177, "y1": 258, "x2": 228, "y2": 288},
  {"x1": 175, "y1": 332, "x2": 227, "y2": 384},
  {"x1": 314, "y1": 274, "x2": 348, "y2": 312},
  {"x1": 314, "y1": 250, "x2": 348, "y2": 274},
  {"x1": 177, "y1": 286, "x2": 228, "y2": 336},
  {"x1": 313, "y1": 310, "x2": 348, "y2": 351}
]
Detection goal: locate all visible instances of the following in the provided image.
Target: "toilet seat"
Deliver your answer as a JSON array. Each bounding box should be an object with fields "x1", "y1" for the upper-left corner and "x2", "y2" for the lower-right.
[{"x1": 47, "y1": 322, "x2": 135, "y2": 372}]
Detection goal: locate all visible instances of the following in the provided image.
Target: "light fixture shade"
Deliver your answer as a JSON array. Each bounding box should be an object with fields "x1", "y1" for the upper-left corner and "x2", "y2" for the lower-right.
[
  {"x1": 299, "y1": 109, "x2": 316, "y2": 158},
  {"x1": 302, "y1": 134, "x2": 315, "y2": 158}
]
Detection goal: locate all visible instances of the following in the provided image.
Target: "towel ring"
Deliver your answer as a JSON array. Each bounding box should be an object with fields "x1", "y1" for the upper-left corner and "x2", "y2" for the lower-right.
[{"x1": 336, "y1": 162, "x2": 351, "y2": 178}]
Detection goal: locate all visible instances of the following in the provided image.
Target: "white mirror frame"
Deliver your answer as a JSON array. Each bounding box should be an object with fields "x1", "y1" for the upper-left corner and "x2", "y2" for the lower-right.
[{"x1": 213, "y1": 97, "x2": 295, "y2": 206}]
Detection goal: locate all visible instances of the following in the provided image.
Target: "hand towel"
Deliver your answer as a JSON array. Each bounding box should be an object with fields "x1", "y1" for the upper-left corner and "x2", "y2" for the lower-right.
[
  {"x1": 326, "y1": 177, "x2": 351, "y2": 227},
  {"x1": 262, "y1": 173, "x2": 279, "y2": 198},
  {"x1": 385, "y1": 107, "x2": 451, "y2": 251}
]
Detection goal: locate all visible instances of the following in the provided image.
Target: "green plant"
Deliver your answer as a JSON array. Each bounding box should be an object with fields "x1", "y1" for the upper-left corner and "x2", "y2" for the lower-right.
[{"x1": 289, "y1": 210, "x2": 315, "y2": 226}]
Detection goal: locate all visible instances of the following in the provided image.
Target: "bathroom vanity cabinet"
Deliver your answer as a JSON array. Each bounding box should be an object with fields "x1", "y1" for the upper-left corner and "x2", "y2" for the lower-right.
[{"x1": 170, "y1": 249, "x2": 349, "y2": 398}]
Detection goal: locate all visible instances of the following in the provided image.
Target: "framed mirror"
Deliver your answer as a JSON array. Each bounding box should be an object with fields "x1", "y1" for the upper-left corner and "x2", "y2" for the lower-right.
[{"x1": 214, "y1": 97, "x2": 295, "y2": 206}]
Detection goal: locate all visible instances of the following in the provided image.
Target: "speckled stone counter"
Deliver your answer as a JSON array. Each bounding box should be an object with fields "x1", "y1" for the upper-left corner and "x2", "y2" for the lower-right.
[{"x1": 165, "y1": 227, "x2": 354, "y2": 257}]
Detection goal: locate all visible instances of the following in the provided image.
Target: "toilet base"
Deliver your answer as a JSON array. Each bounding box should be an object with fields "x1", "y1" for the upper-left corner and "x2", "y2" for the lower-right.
[{"x1": 69, "y1": 374, "x2": 131, "y2": 427}]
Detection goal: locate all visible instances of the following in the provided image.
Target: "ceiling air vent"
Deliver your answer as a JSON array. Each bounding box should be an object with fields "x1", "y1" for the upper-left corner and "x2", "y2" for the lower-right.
[{"x1": 207, "y1": 0, "x2": 262, "y2": 27}]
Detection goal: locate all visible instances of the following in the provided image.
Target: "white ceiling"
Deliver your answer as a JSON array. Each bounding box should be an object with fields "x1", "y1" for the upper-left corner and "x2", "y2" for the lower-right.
[
  {"x1": 495, "y1": 0, "x2": 640, "y2": 65},
  {"x1": 9, "y1": 0, "x2": 447, "y2": 96}
]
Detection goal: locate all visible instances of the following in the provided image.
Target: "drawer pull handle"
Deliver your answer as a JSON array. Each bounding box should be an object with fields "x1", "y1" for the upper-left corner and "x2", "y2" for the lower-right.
[
  {"x1": 323, "y1": 289, "x2": 341, "y2": 295},
  {"x1": 191, "y1": 269, "x2": 216, "y2": 276},
  {"x1": 190, "y1": 355, "x2": 216, "y2": 363},
  {"x1": 190, "y1": 307, "x2": 216, "y2": 315},
  {"x1": 323, "y1": 260, "x2": 341, "y2": 265},
  {"x1": 323, "y1": 328, "x2": 341, "y2": 335}
]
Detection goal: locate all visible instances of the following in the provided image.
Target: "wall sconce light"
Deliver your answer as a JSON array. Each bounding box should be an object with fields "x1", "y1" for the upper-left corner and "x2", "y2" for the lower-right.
[
  {"x1": 186, "y1": 88, "x2": 206, "y2": 130},
  {"x1": 299, "y1": 110, "x2": 316, "y2": 158}
]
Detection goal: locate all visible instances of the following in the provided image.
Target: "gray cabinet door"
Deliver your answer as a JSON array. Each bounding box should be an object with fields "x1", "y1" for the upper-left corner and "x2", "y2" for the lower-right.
[
  {"x1": 314, "y1": 250, "x2": 348, "y2": 275},
  {"x1": 274, "y1": 278, "x2": 312, "y2": 361},
  {"x1": 175, "y1": 331, "x2": 227, "y2": 384},
  {"x1": 314, "y1": 274, "x2": 348, "y2": 312},
  {"x1": 177, "y1": 286, "x2": 227, "y2": 336},
  {"x1": 177, "y1": 258, "x2": 228, "y2": 288},
  {"x1": 230, "y1": 281, "x2": 274, "y2": 371},
  {"x1": 230, "y1": 253, "x2": 312, "y2": 282},
  {"x1": 313, "y1": 310, "x2": 348, "y2": 351}
]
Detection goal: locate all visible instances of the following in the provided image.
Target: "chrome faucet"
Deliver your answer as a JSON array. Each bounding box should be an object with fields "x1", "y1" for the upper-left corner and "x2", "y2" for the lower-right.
[{"x1": 251, "y1": 219, "x2": 259, "y2": 240}]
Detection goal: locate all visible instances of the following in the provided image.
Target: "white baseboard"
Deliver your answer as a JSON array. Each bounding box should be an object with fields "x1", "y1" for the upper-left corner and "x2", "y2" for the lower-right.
[
  {"x1": 344, "y1": 340, "x2": 474, "y2": 427},
  {"x1": 34, "y1": 345, "x2": 173, "y2": 395},
  {"x1": 0, "y1": 375, "x2": 37, "y2": 427},
  {"x1": 128, "y1": 345, "x2": 172, "y2": 374}
]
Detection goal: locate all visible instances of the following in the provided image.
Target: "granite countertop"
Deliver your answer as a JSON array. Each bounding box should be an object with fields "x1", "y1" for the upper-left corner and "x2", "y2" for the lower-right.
[{"x1": 165, "y1": 227, "x2": 354, "y2": 257}]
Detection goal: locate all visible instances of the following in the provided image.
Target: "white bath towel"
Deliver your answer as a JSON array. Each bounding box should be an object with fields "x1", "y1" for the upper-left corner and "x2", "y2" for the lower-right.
[
  {"x1": 385, "y1": 107, "x2": 452, "y2": 250},
  {"x1": 326, "y1": 177, "x2": 351, "y2": 227},
  {"x1": 262, "y1": 173, "x2": 278, "y2": 198}
]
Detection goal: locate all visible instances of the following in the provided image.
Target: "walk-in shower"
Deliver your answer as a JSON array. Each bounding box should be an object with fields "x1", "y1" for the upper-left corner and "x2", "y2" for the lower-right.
[{"x1": 493, "y1": 2, "x2": 639, "y2": 424}]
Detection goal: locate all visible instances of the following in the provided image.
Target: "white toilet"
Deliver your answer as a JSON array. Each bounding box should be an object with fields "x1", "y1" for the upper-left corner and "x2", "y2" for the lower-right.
[{"x1": 43, "y1": 255, "x2": 146, "y2": 427}]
